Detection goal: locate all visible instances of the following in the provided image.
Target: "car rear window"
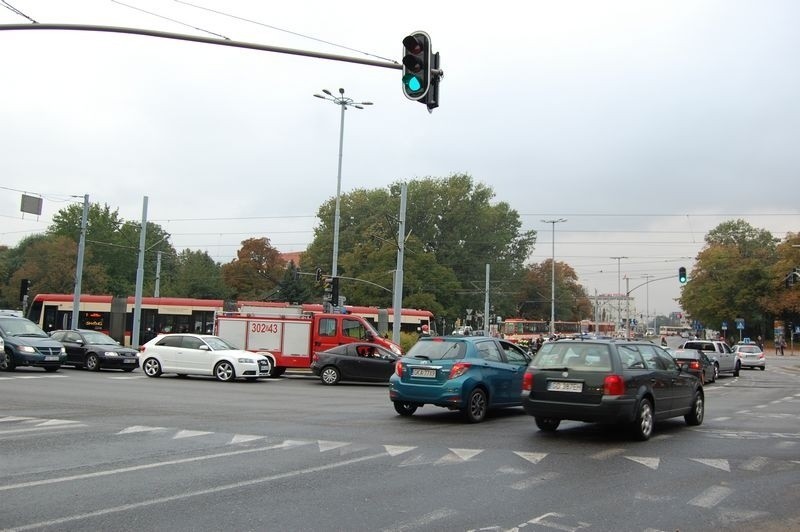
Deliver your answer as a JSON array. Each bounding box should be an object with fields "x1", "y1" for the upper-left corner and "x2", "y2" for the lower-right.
[
  {"x1": 737, "y1": 345, "x2": 760, "y2": 353},
  {"x1": 684, "y1": 341, "x2": 714, "y2": 351},
  {"x1": 406, "y1": 339, "x2": 466, "y2": 360},
  {"x1": 533, "y1": 343, "x2": 612, "y2": 371}
]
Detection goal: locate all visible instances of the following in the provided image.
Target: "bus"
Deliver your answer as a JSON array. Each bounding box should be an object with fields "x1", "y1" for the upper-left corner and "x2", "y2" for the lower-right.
[
  {"x1": 659, "y1": 325, "x2": 692, "y2": 337},
  {"x1": 27, "y1": 294, "x2": 433, "y2": 346},
  {"x1": 502, "y1": 318, "x2": 617, "y2": 343}
]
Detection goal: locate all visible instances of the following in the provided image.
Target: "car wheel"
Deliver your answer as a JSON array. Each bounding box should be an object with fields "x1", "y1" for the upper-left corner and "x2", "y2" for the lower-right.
[
  {"x1": 535, "y1": 417, "x2": 561, "y2": 432},
  {"x1": 214, "y1": 361, "x2": 236, "y2": 382},
  {"x1": 142, "y1": 358, "x2": 162, "y2": 377},
  {"x1": 268, "y1": 367, "x2": 286, "y2": 378},
  {"x1": 733, "y1": 361, "x2": 740, "y2": 377},
  {"x1": 1, "y1": 350, "x2": 15, "y2": 371},
  {"x1": 760, "y1": 366, "x2": 766, "y2": 371},
  {"x1": 462, "y1": 388, "x2": 488, "y2": 423},
  {"x1": 685, "y1": 391, "x2": 704, "y2": 426},
  {"x1": 85, "y1": 353, "x2": 100, "y2": 372},
  {"x1": 631, "y1": 398, "x2": 654, "y2": 441},
  {"x1": 713, "y1": 363, "x2": 719, "y2": 381},
  {"x1": 320, "y1": 366, "x2": 340, "y2": 385},
  {"x1": 393, "y1": 401, "x2": 418, "y2": 416},
  {"x1": 43, "y1": 366, "x2": 60, "y2": 373}
]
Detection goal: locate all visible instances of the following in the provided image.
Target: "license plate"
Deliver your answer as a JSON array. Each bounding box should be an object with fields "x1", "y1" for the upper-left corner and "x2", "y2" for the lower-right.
[
  {"x1": 547, "y1": 381, "x2": 582, "y2": 392},
  {"x1": 123, "y1": 359, "x2": 136, "y2": 363},
  {"x1": 411, "y1": 368, "x2": 437, "y2": 378},
  {"x1": 44, "y1": 355, "x2": 60, "y2": 361}
]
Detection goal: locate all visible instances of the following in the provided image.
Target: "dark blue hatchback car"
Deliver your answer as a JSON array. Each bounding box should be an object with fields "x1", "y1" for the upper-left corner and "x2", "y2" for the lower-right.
[{"x1": 389, "y1": 336, "x2": 531, "y2": 423}]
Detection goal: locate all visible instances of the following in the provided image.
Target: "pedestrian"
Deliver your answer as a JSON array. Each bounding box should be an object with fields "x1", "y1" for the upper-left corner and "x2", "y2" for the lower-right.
[
  {"x1": 660, "y1": 336, "x2": 667, "y2": 347},
  {"x1": 757, "y1": 336, "x2": 764, "y2": 350},
  {"x1": 779, "y1": 337, "x2": 786, "y2": 356}
]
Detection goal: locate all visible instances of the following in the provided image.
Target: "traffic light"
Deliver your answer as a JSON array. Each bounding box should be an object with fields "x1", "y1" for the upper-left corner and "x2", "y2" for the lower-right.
[
  {"x1": 323, "y1": 276, "x2": 333, "y2": 302},
  {"x1": 315, "y1": 267, "x2": 322, "y2": 283},
  {"x1": 402, "y1": 32, "x2": 432, "y2": 101},
  {"x1": 678, "y1": 267, "x2": 687, "y2": 284},
  {"x1": 331, "y1": 277, "x2": 340, "y2": 307},
  {"x1": 19, "y1": 278, "x2": 31, "y2": 302}
]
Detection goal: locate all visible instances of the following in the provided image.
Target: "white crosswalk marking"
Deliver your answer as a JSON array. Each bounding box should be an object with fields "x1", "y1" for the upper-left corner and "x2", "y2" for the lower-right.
[
  {"x1": 691, "y1": 458, "x2": 730, "y2": 472},
  {"x1": 626, "y1": 456, "x2": 660, "y2": 470}
]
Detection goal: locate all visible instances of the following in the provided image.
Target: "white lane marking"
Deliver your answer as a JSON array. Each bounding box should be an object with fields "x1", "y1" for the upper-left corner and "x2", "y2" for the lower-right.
[
  {"x1": 515, "y1": 451, "x2": 548, "y2": 464},
  {"x1": 625, "y1": 456, "x2": 660, "y2": 470},
  {"x1": 15, "y1": 375, "x2": 66, "y2": 379},
  {"x1": 691, "y1": 458, "x2": 730, "y2": 472},
  {"x1": 0, "y1": 417, "x2": 35, "y2": 422},
  {"x1": 0, "y1": 425, "x2": 87, "y2": 436},
  {"x1": 228, "y1": 434, "x2": 264, "y2": 445},
  {"x1": 318, "y1": 440, "x2": 350, "y2": 452},
  {"x1": 172, "y1": 430, "x2": 214, "y2": 440},
  {"x1": 116, "y1": 425, "x2": 167, "y2": 434},
  {"x1": 688, "y1": 485, "x2": 733, "y2": 508},
  {"x1": 36, "y1": 419, "x2": 81, "y2": 427},
  {"x1": 7, "y1": 451, "x2": 389, "y2": 532},
  {"x1": 0, "y1": 440, "x2": 311, "y2": 492},
  {"x1": 384, "y1": 445, "x2": 416, "y2": 456},
  {"x1": 450, "y1": 448, "x2": 483, "y2": 461},
  {"x1": 740, "y1": 456, "x2": 769, "y2": 471},
  {"x1": 383, "y1": 508, "x2": 458, "y2": 532},
  {"x1": 711, "y1": 417, "x2": 731, "y2": 422},
  {"x1": 527, "y1": 512, "x2": 591, "y2": 531}
]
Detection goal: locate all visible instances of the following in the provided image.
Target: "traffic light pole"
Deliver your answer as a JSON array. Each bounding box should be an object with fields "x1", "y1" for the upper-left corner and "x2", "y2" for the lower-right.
[{"x1": 0, "y1": 23, "x2": 422, "y2": 72}]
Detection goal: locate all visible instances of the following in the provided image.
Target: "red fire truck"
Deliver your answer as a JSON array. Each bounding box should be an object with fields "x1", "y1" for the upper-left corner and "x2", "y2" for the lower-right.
[{"x1": 215, "y1": 306, "x2": 402, "y2": 377}]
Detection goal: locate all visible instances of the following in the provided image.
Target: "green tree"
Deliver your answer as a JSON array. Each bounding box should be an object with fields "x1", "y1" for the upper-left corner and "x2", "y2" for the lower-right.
[
  {"x1": 166, "y1": 249, "x2": 227, "y2": 299},
  {"x1": 47, "y1": 202, "x2": 174, "y2": 295},
  {"x1": 273, "y1": 260, "x2": 312, "y2": 304},
  {"x1": 680, "y1": 220, "x2": 777, "y2": 338},
  {"x1": 302, "y1": 174, "x2": 536, "y2": 321}
]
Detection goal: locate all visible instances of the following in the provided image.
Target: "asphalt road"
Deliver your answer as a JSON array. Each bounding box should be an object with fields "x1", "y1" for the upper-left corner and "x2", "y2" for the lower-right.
[{"x1": 2, "y1": 356, "x2": 800, "y2": 532}]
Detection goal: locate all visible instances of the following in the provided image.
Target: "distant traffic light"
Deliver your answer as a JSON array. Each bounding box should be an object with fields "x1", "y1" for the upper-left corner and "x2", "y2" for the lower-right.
[
  {"x1": 402, "y1": 32, "x2": 432, "y2": 101},
  {"x1": 323, "y1": 276, "x2": 333, "y2": 302},
  {"x1": 331, "y1": 277, "x2": 340, "y2": 307},
  {"x1": 19, "y1": 278, "x2": 31, "y2": 302},
  {"x1": 678, "y1": 267, "x2": 687, "y2": 284}
]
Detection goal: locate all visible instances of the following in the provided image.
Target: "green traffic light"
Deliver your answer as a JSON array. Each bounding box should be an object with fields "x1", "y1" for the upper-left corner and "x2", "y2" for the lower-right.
[{"x1": 403, "y1": 73, "x2": 422, "y2": 93}]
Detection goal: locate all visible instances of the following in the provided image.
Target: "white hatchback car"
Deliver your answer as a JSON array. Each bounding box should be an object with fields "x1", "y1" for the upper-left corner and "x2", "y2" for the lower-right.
[{"x1": 139, "y1": 334, "x2": 271, "y2": 382}]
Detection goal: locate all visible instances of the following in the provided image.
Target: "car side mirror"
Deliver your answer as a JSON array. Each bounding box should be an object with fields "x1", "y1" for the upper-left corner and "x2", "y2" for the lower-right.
[{"x1": 199, "y1": 345, "x2": 211, "y2": 351}]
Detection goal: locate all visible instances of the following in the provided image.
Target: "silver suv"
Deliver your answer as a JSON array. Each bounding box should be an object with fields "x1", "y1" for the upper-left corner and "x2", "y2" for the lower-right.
[{"x1": 680, "y1": 340, "x2": 740, "y2": 378}]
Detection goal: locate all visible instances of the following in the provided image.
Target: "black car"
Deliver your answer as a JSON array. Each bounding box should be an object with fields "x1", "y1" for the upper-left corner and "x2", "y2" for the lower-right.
[
  {"x1": 50, "y1": 329, "x2": 139, "y2": 371},
  {"x1": 522, "y1": 339, "x2": 703, "y2": 440},
  {"x1": 310, "y1": 342, "x2": 399, "y2": 385},
  {"x1": 670, "y1": 348, "x2": 716, "y2": 384}
]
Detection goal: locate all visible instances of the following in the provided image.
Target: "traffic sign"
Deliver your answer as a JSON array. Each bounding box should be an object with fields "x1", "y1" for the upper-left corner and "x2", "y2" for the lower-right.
[
  {"x1": 721, "y1": 321, "x2": 728, "y2": 331},
  {"x1": 735, "y1": 318, "x2": 745, "y2": 330}
]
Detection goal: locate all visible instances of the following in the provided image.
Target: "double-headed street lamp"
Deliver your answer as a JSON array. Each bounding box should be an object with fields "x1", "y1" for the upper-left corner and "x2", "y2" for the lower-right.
[
  {"x1": 542, "y1": 218, "x2": 567, "y2": 337},
  {"x1": 313, "y1": 88, "x2": 372, "y2": 278}
]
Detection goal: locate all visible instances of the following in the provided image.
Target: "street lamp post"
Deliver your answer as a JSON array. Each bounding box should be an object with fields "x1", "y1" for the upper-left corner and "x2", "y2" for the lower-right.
[
  {"x1": 610, "y1": 256, "x2": 628, "y2": 336},
  {"x1": 313, "y1": 88, "x2": 372, "y2": 278},
  {"x1": 542, "y1": 218, "x2": 567, "y2": 337}
]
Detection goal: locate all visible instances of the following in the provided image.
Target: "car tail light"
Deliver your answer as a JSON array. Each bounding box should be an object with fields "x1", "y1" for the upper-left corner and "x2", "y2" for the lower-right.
[
  {"x1": 448, "y1": 362, "x2": 471, "y2": 379},
  {"x1": 522, "y1": 367, "x2": 534, "y2": 392},
  {"x1": 758, "y1": 353, "x2": 765, "y2": 359},
  {"x1": 603, "y1": 374, "x2": 624, "y2": 396},
  {"x1": 138, "y1": 345, "x2": 146, "y2": 353},
  {"x1": 689, "y1": 360, "x2": 701, "y2": 370},
  {"x1": 395, "y1": 361, "x2": 404, "y2": 376}
]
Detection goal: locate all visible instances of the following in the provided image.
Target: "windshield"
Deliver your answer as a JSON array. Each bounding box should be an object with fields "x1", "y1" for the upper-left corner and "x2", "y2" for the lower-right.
[
  {"x1": 82, "y1": 331, "x2": 118, "y2": 345},
  {"x1": 203, "y1": 336, "x2": 236, "y2": 351},
  {"x1": 405, "y1": 339, "x2": 466, "y2": 360},
  {"x1": 533, "y1": 343, "x2": 612, "y2": 371},
  {"x1": 0, "y1": 317, "x2": 49, "y2": 338}
]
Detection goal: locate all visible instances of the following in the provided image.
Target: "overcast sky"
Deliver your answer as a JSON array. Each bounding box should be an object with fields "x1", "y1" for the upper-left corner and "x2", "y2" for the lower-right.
[{"x1": 1, "y1": 0, "x2": 798, "y2": 320}]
